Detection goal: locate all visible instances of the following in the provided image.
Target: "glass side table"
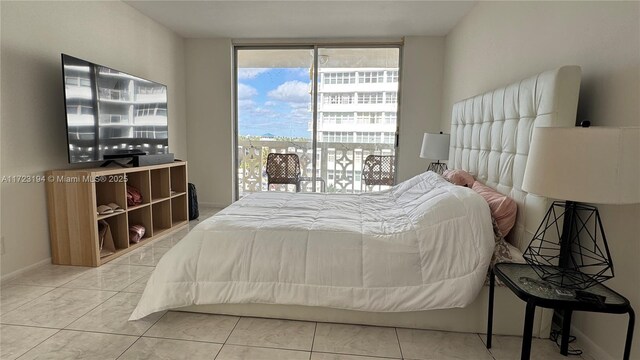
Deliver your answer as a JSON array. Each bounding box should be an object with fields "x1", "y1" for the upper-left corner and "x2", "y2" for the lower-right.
[{"x1": 487, "y1": 263, "x2": 635, "y2": 360}]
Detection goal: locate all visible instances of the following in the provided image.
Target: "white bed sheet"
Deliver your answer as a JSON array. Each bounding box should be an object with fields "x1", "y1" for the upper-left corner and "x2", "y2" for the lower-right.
[{"x1": 130, "y1": 172, "x2": 495, "y2": 320}]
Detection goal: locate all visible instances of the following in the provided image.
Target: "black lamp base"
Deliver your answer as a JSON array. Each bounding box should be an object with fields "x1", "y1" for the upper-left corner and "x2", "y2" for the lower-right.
[
  {"x1": 427, "y1": 161, "x2": 447, "y2": 175},
  {"x1": 523, "y1": 201, "x2": 614, "y2": 290}
]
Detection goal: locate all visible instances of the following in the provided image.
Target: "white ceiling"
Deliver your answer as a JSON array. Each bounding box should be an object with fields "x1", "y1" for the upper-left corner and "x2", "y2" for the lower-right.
[{"x1": 124, "y1": 1, "x2": 476, "y2": 39}]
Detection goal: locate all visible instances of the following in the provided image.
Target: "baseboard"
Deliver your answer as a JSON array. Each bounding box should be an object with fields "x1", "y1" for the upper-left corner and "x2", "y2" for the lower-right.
[
  {"x1": 1, "y1": 257, "x2": 51, "y2": 284},
  {"x1": 570, "y1": 324, "x2": 615, "y2": 360}
]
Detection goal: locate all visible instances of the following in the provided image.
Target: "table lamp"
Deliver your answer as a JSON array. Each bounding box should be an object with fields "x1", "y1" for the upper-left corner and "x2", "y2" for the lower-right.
[
  {"x1": 420, "y1": 132, "x2": 450, "y2": 175},
  {"x1": 522, "y1": 123, "x2": 640, "y2": 289}
]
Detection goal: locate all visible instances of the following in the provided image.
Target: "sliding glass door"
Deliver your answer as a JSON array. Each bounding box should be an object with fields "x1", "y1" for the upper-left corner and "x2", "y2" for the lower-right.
[
  {"x1": 235, "y1": 46, "x2": 400, "y2": 198},
  {"x1": 316, "y1": 48, "x2": 400, "y2": 193},
  {"x1": 235, "y1": 48, "x2": 314, "y2": 195}
]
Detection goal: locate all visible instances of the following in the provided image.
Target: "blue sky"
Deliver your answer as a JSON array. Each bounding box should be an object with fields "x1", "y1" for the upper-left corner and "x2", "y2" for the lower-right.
[{"x1": 237, "y1": 67, "x2": 312, "y2": 138}]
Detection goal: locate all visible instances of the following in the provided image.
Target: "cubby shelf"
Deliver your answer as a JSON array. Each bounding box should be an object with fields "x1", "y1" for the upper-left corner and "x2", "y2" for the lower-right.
[
  {"x1": 46, "y1": 161, "x2": 189, "y2": 266},
  {"x1": 151, "y1": 196, "x2": 171, "y2": 204},
  {"x1": 96, "y1": 211, "x2": 124, "y2": 221},
  {"x1": 127, "y1": 203, "x2": 150, "y2": 212}
]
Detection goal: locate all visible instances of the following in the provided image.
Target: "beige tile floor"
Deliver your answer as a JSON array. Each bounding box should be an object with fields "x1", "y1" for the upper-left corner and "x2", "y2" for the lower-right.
[{"x1": 0, "y1": 206, "x2": 589, "y2": 360}]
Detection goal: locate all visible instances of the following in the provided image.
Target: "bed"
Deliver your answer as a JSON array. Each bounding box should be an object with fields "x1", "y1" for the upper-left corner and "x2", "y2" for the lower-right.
[{"x1": 131, "y1": 66, "x2": 582, "y2": 338}]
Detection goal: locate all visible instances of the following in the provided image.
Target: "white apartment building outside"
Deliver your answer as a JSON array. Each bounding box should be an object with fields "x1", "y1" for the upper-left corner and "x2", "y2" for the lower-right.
[{"x1": 313, "y1": 67, "x2": 399, "y2": 190}]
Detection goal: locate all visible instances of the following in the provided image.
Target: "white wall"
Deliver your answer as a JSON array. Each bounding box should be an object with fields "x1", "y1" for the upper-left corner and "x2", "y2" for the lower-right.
[
  {"x1": 397, "y1": 36, "x2": 445, "y2": 182},
  {"x1": 185, "y1": 39, "x2": 234, "y2": 207},
  {"x1": 0, "y1": 1, "x2": 186, "y2": 276},
  {"x1": 441, "y1": 2, "x2": 640, "y2": 359},
  {"x1": 185, "y1": 37, "x2": 445, "y2": 205}
]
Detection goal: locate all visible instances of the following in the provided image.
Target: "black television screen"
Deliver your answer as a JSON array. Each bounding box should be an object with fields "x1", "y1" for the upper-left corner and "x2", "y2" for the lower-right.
[{"x1": 62, "y1": 54, "x2": 169, "y2": 163}]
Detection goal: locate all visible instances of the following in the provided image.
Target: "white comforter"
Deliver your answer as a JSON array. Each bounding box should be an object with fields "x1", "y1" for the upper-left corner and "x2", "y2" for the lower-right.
[{"x1": 130, "y1": 172, "x2": 494, "y2": 320}]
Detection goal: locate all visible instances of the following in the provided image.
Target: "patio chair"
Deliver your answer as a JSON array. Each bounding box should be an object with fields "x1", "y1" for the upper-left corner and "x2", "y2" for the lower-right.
[
  {"x1": 362, "y1": 155, "x2": 395, "y2": 187},
  {"x1": 266, "y1": 153, "x2": 301, "y2": 191}
]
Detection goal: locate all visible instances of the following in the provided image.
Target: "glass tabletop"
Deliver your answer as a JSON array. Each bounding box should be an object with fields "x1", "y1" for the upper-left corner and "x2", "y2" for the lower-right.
[{"x1": 494, "y1": 263, "x2": 627, "y2": 306}]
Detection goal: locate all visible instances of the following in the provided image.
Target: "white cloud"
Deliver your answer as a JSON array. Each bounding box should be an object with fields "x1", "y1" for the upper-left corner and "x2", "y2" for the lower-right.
[
  {"x1": 267, "y1": 81, "x2": 310, "y2": 103},
  {"x1": 289, "y1": 102, "x2": 309, "y2": 110},
  {"x1": 290, "y1": 106, "x2": 311, "y2": 121},
  {"x1": 239, "y1": 102, "x2": 310, "y2": 132},
  {"x1": 251, "y1": 107, "x2": 278, "y2": 117},
  {"x1": 238, "y1": 68, "x2": 269, "y2": 80},
  {"x1": 237, "y1": 83, "x2": 257, "y2": 100},
  {"x1": 238, "y1": 99, "x2": 256, "y2": 111}
]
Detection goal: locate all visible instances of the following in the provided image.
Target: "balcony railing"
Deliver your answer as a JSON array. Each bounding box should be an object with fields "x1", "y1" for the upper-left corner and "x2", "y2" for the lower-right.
[
  {"x1": 99, "y1": 88, "x2": 130, "y2": 101},
  {"x1": 237, "y1": 139, "x2": 395, "y2": 197}
]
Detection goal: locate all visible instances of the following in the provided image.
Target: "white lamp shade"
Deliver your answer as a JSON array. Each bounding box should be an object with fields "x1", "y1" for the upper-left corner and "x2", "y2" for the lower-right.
[
  {"x1": 420, "y1": 132, "x2": 450, "y2": 160},
  {"x1": 522, "y1": 126, "x2": 640, "y2": 205}
]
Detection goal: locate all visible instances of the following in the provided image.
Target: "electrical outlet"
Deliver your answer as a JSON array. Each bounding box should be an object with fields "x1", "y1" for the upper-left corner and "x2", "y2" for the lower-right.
[{"x1": 1, "y1": 236, "x2": 5, "y2": 255}]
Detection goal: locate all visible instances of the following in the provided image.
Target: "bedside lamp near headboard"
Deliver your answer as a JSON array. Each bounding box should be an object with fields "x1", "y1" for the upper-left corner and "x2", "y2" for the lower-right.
[
  {"x1": 522, "y1": 123, "x2": 640, "y2": 289},
  {"x1": 420, "y1": 132, "x2": 450, "y2": 175}
]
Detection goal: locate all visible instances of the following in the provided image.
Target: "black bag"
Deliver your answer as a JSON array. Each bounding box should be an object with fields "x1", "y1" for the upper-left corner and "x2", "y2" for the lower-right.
[{"x1": 188, "y1": 183, "x2": 199, "y2": 220}]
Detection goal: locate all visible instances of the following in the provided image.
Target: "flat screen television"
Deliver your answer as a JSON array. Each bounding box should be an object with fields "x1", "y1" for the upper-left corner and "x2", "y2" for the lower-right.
[{"x1": 61, "y1": 54, "x2": 169, "y2": 163}]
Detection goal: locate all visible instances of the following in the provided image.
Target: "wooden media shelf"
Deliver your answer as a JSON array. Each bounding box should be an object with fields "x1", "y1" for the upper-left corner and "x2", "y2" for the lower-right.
[{"x1": 46, "y1": 161, "x2": 189, "y2": 266}]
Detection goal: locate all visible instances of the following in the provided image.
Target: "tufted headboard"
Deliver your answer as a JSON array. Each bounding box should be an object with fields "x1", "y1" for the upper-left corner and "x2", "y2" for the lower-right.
[{"x1": 449, "y1": 66, "x2": 581, "y2": 251}]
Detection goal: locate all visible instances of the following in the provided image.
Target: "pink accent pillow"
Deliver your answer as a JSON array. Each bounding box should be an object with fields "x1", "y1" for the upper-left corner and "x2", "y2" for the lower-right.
[
  {"x1": 472, "y1": 182, "x2": 517, "y2": 237},
  {"x1": 443, "y1": 169, "x2": 475, "y2": 188}
]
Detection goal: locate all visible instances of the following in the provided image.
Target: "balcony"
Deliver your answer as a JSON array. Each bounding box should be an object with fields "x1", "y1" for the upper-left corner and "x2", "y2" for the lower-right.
[
  {"x1": 98, "y1": 88, "x2": 131, "y2": 102},
  {"x1": 319, "y1": 82, "x2": 398, "y2": 93},
  {"x1": 237, "y1": 139, "x2": 395, "y2": 197}
]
